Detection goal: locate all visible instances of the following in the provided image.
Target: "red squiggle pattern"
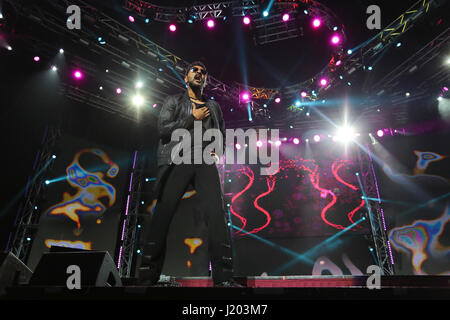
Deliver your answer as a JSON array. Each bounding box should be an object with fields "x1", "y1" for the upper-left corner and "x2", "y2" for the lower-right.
[
  {"x1": 248, "y1": 176, "x2": 276, "y2": 235},
  {"x1": 332, "y1": 160, "x2": 364, "y2": 229},
  {"x1": 230, "y1": 158, "x2": 365, "y2": 235},
  {"x1": 332, "y1": 160, "x2": 359, "y2": 191},
  {"x1": 230, "y1": 165, "x2": 253, "y2": 235}
]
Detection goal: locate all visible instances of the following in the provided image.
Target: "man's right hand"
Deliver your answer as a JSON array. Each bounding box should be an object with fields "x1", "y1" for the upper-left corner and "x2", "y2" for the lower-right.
[{"x1": 192, "y1": 103, "x2": 210, "y2": 120}]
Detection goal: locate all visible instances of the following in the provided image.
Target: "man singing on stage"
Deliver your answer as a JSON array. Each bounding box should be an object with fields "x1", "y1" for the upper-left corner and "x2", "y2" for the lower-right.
[{"x1": 138, "y1": 61, "x2": 239, "y2": 287}]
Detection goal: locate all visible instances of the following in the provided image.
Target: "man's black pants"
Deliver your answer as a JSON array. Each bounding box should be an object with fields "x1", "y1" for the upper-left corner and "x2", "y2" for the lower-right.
[{"x1": 140, "y1": 163, "x2": 233, "y2": 284}]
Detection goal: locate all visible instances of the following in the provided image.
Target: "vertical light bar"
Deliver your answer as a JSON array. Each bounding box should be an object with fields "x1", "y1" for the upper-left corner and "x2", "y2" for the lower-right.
[
  {"x1": 129, "y1": 173, "x2": 134, "y2": 192},
  {"x1": 117, "y1": 246, "x2": 123, "y2": 269},
  {"x1": 387, "y1": 240, "x2": 395, "y2": 265},
  {"x1": 117, "y1": 150, "x2": 138, "y2": 268},
  {"x1": 121, "y1": 194, "x2": 131, "y2": 241}
]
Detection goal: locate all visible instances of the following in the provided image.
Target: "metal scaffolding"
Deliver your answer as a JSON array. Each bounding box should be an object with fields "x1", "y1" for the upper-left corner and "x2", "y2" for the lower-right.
[
  {"x1": 8, "y1": 125, "x2": 62, "y2": 263},
  {"x1": 117, "y1": 151, "x2": 146, "y2": 277},
  {"x1": 357, "y1": 143, "x2": 395, "y2": 276}
]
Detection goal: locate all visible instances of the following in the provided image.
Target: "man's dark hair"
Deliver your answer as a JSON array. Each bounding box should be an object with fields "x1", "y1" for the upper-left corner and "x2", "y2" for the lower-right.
[{"x1": 185, "y1": 61, "x2": 207, "y2": 76}]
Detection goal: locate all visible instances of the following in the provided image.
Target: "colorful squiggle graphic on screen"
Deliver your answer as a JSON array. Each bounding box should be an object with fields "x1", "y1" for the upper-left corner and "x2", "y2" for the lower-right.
[
  {"x1": 44, "y1": 239, "x2": 92, "y2": 250},
  {"x1": 414, "y1": 151, "x2": 446, "y2": 175},
  {"x1": 46, "y1": 149, "x2": 119, "y2": 229},
  {"x1": 231, "y1": 158, "x2": 364, "y2": 235},
  {"x1": 389, "y1": 205, "x2": 450, "y2": 275},
  {"x1": 383, "y1": 150, "x2": 448, "y2": 183}
]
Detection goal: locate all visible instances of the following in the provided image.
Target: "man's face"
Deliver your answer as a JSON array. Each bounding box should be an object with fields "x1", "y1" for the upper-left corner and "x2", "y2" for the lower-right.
[{"x1": 185, "y1": 65, "x2": 207, "y2": 89}]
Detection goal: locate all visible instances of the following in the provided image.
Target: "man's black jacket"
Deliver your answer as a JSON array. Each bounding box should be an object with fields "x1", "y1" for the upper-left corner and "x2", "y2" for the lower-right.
[{"x1": 152, "y1": 91, "x2": 226, "y2": 200}]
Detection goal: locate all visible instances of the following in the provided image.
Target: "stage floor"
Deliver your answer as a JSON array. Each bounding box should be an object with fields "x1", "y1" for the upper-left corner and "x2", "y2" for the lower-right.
[{"x1": 2, "y1": 276, "x2": 449, "y2": 300}]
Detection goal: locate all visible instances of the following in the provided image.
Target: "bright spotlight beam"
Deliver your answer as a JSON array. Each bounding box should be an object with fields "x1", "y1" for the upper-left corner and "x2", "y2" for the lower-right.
[
  {"x1": 132, "y1": 95, "x2": 145, "y2": 107},
  {"x1": 274, "y1": 217, "x2": 366, "y2": 273}
]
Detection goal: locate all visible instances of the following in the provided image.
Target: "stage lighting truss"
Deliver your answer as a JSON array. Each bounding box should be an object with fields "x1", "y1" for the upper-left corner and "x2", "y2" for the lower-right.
[
  {"x1": 371, "y1": 27, "x2": 450, "y2": 94},
  {"x1": 117, "y1": 151, "x2": 146, "y2": 278},
  {"x1": 9, "y1": 125, "x2": 62, "y2": 263},
  {"x1": 283, "y1": 0, "x2": 439, "y2": 113},
  {"x1": 357, "y1": 146, "x2": 395, "y2": 275},
  {"x1": 13, "y1": 0, "x2": 257, "y2": 120}
]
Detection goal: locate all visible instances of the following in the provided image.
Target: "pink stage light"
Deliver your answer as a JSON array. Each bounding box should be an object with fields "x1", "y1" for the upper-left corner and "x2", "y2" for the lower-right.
[
  {"x1": 331, "y1": 34, "x2": 341, "y2": 45},
  {"x1": 256, "y1": 141, "x2": 263, "y2": 148},
  {"x1": 377, "y1": 129, "x2": 384, "y2": 137},
  {"x1": 301, "y1": 91, "x2": 307, "y2": 98},
  {"x1": 282, "y1": 13, "x2": 290, "y2": 22},
  {"x1": 169, "y1": 24, "x2": 177, "y2": 32},
  {"x1": 275, "y1": 140, "x2": 282, "y2": 147},
  {"x1": 153, "y1": 104, "x2": 157, "y2": 108},
  {"x1": 73, "y1": 70, "x2": 83, "y2": 79},
  {"x1": 312, "y1": 18, "x2": 321, "y2": 28},
  {"x1": 241, "y1": 92, "x2": 250, "y2": 101},
  {"x1": 336, "y1": 60, "x2": 342, "y2": 66},
  {"x1": 116, "y1": 88, "x2": 122, "y2": 94},
  {"x1": 236, "y1": 143, "x2": 242, "y2": 150},
  {"x1": 314, "y1": 135, "x2": 321, "y2": 142},
  {"x1": 275, "y1": 97, "x2": 281, "y2": 103},
  {"x1": 320, "y1": 78, "x2": 328, "y2": 87},
  {"x1": 34, "y1": 56, "x2": 40, "y2": 62},
  {"x1": 243, "y1": 16, "x2": 251, "y2": 25},
  {"x1": 293, "y1": 138, "x2": 300, "y2": 145},
  {"x1": 129, "y1": 16, "x2": 135, "y2": 23},
  {"x1": 207, "y1": 19, "x2": 215, "y2": 28}
]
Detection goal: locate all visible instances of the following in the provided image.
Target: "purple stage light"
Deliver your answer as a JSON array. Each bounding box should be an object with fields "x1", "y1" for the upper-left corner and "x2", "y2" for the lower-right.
[
  {"x1": 243, "y1": 16, "x2": 251, "y2": 25},
  {"x1": 301, "y1": 91, "x2": 307, "y2": 98},
  {"x1": 282, "y1": 13, "x2": 290, "y2": 22},
  {"x1": 293, "y1": 138, "x2": 300, "y2": 145},
  {"x1": 377, "y1": 129, "x2": 384, "y2": 137},
  {"x1": 116, "y1": 88, "x2": 122, "y2": 94},
  {"x1": 275, "y1": 97, "x2": 281, "y2": 103},
  {"x1": 275, "y1": 140, "x2": 282, "y2": 147},
  {"x1": 256, "y1": 141, "x2": 263, "y2": 148},
  {"x1": 241, "y1": 92, "x2": 250, "y2": 101},
  {"x1": 169, "y1": 24, "x2": 177, "y2": 32},
  {"x1": 73, "y1": 70, "x2": 83, "y2": 79},
  {"x1": 129, "y1": 16, "x2": 135, "y2": 23},
  {"x1": 34, "y1": 56, "x2": 40, "y2": 62},
  {"x1": 320, "y1": 78, "x2": 328, "y2": 87},
  {"x1": 443, "y1": 87, "x2": 449, "y2": 92},
  {"x1": 331, "y1": 34, "x2": 341, "y2": 45},
  {"x1": 314, "y1": 135, "x2": 321, "y2": 142},
  {"x1": 153, "y1": 103, "x2": 157, "y2": 108},
  {"x1": 336, "y1": 60, "x2": 342, "y2": 66},
  {"x1": 207, "y1": 19, "x2": 215, "y2": 28},
  {"x1": 312, "y1": 18, "x2": 321, "y2": 28}
]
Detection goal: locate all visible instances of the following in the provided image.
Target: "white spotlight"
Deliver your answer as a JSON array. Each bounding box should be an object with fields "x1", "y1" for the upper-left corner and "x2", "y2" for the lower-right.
[
  {"x1": 7, "y1": 45, "x2": 12, "y2": 51},
  {"x1": 336, "y1": 126, "x2": 356, "y2": 143},
  {"x1": 59, "y1": 48, "x2": 64, "y2": 54},
  {"x1": 135, "y1": 81, "x2": 143, "y2": 89},
  {"x1": 132, "y1": 95, "x2": 145, "y2": 107},
  {"x1": 0, "y1": 13, "x2": 3, "y2": 19},
  {"x1": 51, "y1": 65, "x2": 58, "y2": 72}
]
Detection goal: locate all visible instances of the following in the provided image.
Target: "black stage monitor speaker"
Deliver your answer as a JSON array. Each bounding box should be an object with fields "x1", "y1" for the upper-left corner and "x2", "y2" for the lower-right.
[
  {"x1": 29, "y1": 249, "x2": 122, "y2": 287},
  {"x1": 0, "y1": 252, "x2": 33, "y2": 294}
]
